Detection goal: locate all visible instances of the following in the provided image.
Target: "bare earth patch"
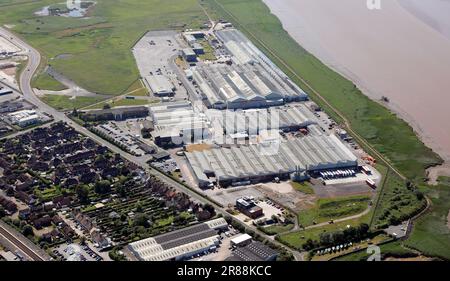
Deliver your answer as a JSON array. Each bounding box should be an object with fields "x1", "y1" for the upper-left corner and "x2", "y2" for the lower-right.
[{"x1": 427, "y1": 162, "x2": 450, "y2": 185}]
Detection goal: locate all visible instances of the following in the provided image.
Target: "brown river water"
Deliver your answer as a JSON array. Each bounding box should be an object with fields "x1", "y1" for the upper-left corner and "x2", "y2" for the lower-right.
[{"x1": 263, "y1": 0, "x2": 450, "y2": 161}]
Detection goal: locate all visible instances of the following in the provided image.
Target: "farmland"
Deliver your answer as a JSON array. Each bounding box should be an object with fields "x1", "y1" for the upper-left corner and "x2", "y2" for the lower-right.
[{"x1": 0, "y1": 0, "x2": 208, "y2": 95}]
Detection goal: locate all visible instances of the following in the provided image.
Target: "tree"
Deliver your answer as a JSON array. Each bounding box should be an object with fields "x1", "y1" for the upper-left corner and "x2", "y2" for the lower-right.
[
  {"x1": 135, "y1": 200, "x2": 143, "y2": 213},
  {"x1": 76, "y1": 185, "x2": 90, "y2": 203},
  {"x1": 116, "y1": 184, "x2": 127, "y2": 197},
  {"x1": 94, "y1": 180, "x2": 111, "y2": 194},
  {"x1": 133, "y1": 213, "x2": 150, "y2": 228},
  {"x1": 203, "y1": 203, "x2": 216, "y2": 217},
  {"x1": 0, "y1": 206, "x2": 5, "y2": 218},
  {"x1": 302, "y1": 239, "x2": 319, "y2": 251},
  {"x1": 22, "y1": 225, "x2": 34, "y2": 237}
]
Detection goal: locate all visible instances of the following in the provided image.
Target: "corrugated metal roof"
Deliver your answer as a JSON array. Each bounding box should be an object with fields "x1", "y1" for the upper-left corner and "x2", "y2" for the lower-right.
[{"x1": 186, "y1": 135, "x2": 358, "y2": 183}]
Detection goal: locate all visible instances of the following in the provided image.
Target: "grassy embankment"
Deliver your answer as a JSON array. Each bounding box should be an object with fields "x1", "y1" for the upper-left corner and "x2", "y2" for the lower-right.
[
  {"x1": 0, "y1": 0, "x2": 207, "y2": 96},
  {"x1": 40, "y1": 94, "x2": 108, "y2": 111},
  {"x1": 32, "y1": 72, "x2": 67, "y2": 91},
  {"x1": 297, "y1": 195, "x2": 371, "y2": 228},
  {"x1": 203, "y1": 0, "x2": 446, "y2": 255},
  {"x1": 403, "y1": 177, "x2": 450, "y2": 260},
  {"x1": 290, "y1": 181, "x2": 314, "y2": 195},
  {"x1": 333, "y1": 240, "x2": 416, "y2": 261}
]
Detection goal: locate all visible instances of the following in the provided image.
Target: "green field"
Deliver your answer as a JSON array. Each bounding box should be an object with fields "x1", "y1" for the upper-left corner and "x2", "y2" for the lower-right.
[
  {"x1": 86, "y1": 97, "x2": 159, "y2": 109},
  {"x1": 260, "y1": 224, "x2": 294, "y2": 235},
  {"x1": 32, "y1": 72, "x2": 67, "y2": 91},
  {"x1": 370, "y1": 167, "x2": 426, "y2": 229},
  {"x1": 40, "y1": 94, "x2": 109, "y2": 110},
  {"x1": 277, "y1": 215, "x2": 370, "y2": 250},
  {"x1": 334, "y1": 240, "x2": 417, "y2": 261},
  {"x1": 403, "y1": 179, "x2": 450, "y2": 260},
  {"x1": 298, "y1": 195, "x2": 371, "y2": 228},
  {"x1": 0, "y1": 0, "x2": 207, "y2": 95}
]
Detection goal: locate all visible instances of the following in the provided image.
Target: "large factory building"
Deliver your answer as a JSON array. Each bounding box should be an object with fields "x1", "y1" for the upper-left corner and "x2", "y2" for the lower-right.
[
  {"x1": 192, "y1": 29, "x2": 308, "y2": 109},
  {"x1": 185, "y1": 134, "x2": 358, "y2": 188}
]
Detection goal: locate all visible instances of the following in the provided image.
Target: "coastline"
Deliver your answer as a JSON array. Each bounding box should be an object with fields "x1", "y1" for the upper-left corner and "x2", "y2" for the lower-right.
[{"x1": 262, "y1": 0, "x2": 450, "y2": 162}]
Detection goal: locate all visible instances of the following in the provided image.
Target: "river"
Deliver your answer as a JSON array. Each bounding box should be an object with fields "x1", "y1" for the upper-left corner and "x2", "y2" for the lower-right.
[{"x1": 263, "y1": 0, "x2": 450, "y2": 161}]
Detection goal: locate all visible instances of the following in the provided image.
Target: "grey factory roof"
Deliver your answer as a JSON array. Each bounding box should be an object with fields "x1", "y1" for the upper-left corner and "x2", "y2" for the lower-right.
[
  {"x1": 193, "y1": 62, "x2": 306, "y2": 109},
  {"x1": 149, "y1": 101, "x2": 210, "y2": 138},
  {"x1": 206, "y1": 104, "x2": 318, "y2": 135},
  {"x1": 191, "y1": 29, "x2": 307, "y2": 109},
  {"x1": 182, "y1": 48, "x2": 196, "y2": 56},
  {"x1": 128, "y1": 218, "x2": 226, "y2": 261},
  {"x1": 228, "y1": 241, "x2": 278, "y2": 261},
  {"x1": 185, "y1": 134, "x2": 358, "y2": 183},
  {"x1": 144, "y1": 75, "x2": 174, "y2": 95}
]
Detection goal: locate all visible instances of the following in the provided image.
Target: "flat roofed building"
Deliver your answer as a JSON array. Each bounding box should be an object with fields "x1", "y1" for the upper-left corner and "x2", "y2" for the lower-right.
[
  {"x1": 236, "y1": 197, "x2": 264, "y2": 219},
  {"x1": 230, "y1": 234, "x2": 252, "y2": 247},
  {"x1": 8, "y1": 109, "x2": 41, "y2": 127},
  {"x1": 145, "y1": 75, "x2": 174, "y2": 96},
  {"x1": 80, "y1": 106, "x2": 149, "y2": 121},
  {"x1": 128, "y1": 218, "x2": 227, "y2": 261},
  {"x1": 149, "y1": 101, "x2": 210, "y2": 147},
  {"x1": 185, "y1": 134, "x2": 358, "y2": 187},
  {"x1": 207, "y1": 104, "x2": 317, "y2": 135},
  {"x1": 182, "y1": 48, "x2": 197, "y2": 62}
]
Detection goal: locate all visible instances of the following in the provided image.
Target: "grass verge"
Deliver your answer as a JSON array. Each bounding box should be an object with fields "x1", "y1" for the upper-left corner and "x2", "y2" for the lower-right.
[{"x1": 40, "y1": 94, "x2": 109, "y2": 111}]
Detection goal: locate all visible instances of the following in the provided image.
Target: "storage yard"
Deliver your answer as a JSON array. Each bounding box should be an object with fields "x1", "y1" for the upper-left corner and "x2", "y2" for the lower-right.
[{"x1": 132, "y1": 31, "x2": 188, "y2": 100}]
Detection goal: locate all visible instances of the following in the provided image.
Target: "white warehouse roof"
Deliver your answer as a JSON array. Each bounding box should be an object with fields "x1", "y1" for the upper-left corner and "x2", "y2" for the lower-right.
[
  {"x1": 231, "y1": 234, "x2": 252, "y2": 245},
  {"x1": 145, "y1": 75, "x2": 174, "y2": 95},
  {"x1": 128, "y1": 218, "x2": 226, "y2": 261}
]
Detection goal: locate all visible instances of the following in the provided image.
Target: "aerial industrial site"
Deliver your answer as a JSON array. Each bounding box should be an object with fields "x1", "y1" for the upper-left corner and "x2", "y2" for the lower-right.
[{"x1": 1, "y1": 0, "x2": 448, "y2": 271}]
